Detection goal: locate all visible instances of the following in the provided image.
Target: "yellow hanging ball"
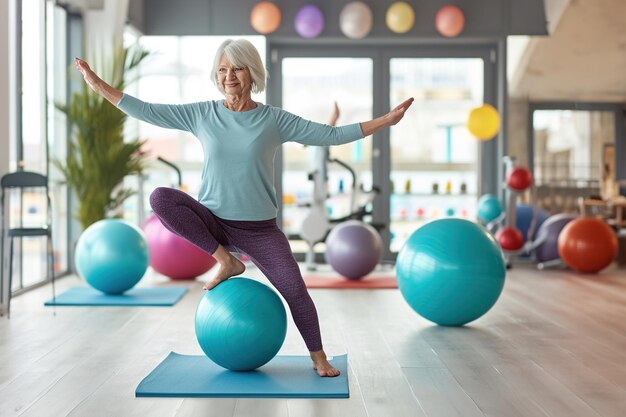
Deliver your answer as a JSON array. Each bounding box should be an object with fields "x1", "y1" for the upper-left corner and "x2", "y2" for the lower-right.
[
  {"x1": 467, "y1": 104, "x2": 500, "y2": 141},
  {"x1": 386, "y1": 2, "x2": 415, "y2": 34}
]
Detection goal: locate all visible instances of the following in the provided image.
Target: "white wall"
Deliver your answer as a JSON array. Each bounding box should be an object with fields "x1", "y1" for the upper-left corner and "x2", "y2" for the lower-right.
[{"x1": 83, "y1": 0, "x2": 129, "y2": 72}]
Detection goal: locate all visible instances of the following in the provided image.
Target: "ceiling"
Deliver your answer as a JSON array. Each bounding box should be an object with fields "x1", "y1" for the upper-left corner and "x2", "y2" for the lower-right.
[
  {"x1": 61, "y1": 0, "x2": 625, "y2": 103},
  {"x1": 510, "y1": 0, "x2": 626, "y2": 102}
]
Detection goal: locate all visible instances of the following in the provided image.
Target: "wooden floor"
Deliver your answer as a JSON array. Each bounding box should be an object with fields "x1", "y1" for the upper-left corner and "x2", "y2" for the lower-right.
[{"x1": 2, "y1": 262, "x2": 626, "y2": 417}]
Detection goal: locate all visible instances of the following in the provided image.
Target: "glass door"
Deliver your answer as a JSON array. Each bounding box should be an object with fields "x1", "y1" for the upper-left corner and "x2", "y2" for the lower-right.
[
  {"x1": 270, "y1": 45, "x2": 498, "y2": 261},
  {"x1": 387, "y1": 57, "x2": 485, "y2": 252},
  {"x1": 274, "y1": 50, "x2": 374, "y2": 257}
]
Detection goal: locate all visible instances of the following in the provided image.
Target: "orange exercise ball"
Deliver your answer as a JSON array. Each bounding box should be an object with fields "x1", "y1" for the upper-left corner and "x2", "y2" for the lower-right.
[
  {"x1": 496, "y1": 226, "x2": 524, "y2": 252},
  {"x1": 435, "y1": 5, "x2": 465, "y2": 37},
  {"x1": 557, "y1": 217, "x2": 617, "y2": 274},
  {"x1": 467, "y1": 104, "x2": 500, "y2": 141},
  {"x1": 250, "y1": 1, "x2": 282, "y2": 34}
]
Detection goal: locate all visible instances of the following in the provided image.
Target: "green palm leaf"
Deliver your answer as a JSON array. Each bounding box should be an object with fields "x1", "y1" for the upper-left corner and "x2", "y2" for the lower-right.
[{"x1": 54, "y1": 44, "x2": 150, "y2": 229}]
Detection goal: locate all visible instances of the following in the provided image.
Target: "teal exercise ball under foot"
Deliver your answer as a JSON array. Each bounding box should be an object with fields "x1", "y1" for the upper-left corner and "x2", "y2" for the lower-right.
[
  {"x1": 396, "y1": 218, "x2": 506, "y2": 326},
  {"x1": 75, "y1": 219, "x2": 149, "y2": 294},
  {"x1": 195, "y1": 277, "x2": 287, "y2": 371}
]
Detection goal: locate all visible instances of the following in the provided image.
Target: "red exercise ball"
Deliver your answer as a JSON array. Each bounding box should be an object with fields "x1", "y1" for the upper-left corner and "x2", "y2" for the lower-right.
[
  {"x1": 143, "y1": 214, "x2": 217, "y2": 280},
  {"x1": 435, "y1": 5, "x2": 465, "y2": 37},
  {"x1": 557, "y1": 217, "x2": 617, "y2": 273},
  {"x1": 506, "y1": 166, "x2": 532, "y2": 192},
  {"x1": 496, "y1": 226, "x2": 524, "y2": 251}
]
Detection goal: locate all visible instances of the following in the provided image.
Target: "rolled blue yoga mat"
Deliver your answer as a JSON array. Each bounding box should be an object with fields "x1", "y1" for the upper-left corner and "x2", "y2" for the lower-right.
[
  {"x1": 44, "y1": 286, "x2": 188, "y2": 306},
  {"x1": 136, "y1": 352, "x2": 349, "y2": 398}
]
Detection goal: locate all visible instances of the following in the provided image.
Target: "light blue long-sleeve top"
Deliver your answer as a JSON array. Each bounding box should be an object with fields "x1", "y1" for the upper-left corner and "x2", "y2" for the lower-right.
[{"x1": 118, "y1": 94, "x2": 364, "y2": 220}]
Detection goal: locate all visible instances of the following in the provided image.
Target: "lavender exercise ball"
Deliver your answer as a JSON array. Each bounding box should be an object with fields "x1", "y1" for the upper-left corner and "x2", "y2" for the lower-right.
[
  {"x1": 294, "y1": 5, "x2": 324, "y2": 38},
  {"x1": 534, "y1": 213, "x2": 577, "y2": 263},
  {"x1": 325, "y1": 220, "x2": 382, "y2": 280}
]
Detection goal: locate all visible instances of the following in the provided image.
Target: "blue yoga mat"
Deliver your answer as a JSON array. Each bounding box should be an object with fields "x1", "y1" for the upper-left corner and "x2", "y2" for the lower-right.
[
  {"x1": 44, "y1": 286, "x2": 188, "y2": 306},
  {"x1": 136, "y1": 352, "x2": 349, "y2": 398}
]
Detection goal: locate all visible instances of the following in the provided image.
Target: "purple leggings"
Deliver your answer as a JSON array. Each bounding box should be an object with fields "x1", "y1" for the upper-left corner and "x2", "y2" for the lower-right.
[{"x1": 149, "y1": 187, "x2": 322, "y2": 352}]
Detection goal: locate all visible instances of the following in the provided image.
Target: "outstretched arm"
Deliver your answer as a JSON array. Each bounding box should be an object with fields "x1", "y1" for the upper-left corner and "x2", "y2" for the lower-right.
[
  {"x1": 360, "y1": 97, "x2": 414, "y2": 137},
  {"x1": 74, "y1": 57, "x2": 123, "y2": 106},
  {"x1": 74, "y1": 57, "x2": 209, "y2": 133},
  {"x1": 276, "y1": 97, "x2": 414, "y2": 147}
]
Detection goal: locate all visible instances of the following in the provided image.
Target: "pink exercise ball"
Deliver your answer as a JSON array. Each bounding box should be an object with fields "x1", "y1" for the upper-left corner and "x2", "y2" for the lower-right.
[
  {"x1": 143, "y1": 214, "x2": 217, "y2": 280},
  {"x1": 435, "y1": 5, "x2": 465, "y2": 38}
]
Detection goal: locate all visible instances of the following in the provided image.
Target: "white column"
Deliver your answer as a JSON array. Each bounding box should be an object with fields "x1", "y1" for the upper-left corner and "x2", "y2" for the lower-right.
[{"x1": 83, "y1": 0, "x2": 129, "y2": 74}]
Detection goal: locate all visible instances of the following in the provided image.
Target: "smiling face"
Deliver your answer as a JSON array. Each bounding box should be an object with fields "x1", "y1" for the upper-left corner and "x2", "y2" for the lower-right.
[{"x1": 217, "y1": 55, "x2": 252, "y2": 98}]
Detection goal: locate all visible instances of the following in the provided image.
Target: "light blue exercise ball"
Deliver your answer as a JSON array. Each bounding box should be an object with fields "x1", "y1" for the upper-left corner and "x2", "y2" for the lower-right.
[
  {"x1": 396, "y1": 218, "x2": 506, "y2": 326},
  {"x1": 75, "y1": 219, "x2": 149, "y2": 294},
  {"x1": 195, "y1": 277, "x2": 287, "y2": 371},
  {"x1": 476, "y1": 194, "x2": 502, "y2": 223}
]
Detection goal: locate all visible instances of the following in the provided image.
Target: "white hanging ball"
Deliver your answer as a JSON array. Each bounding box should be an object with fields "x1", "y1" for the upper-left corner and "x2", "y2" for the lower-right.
[{"x1": 339, "y1": 2, "x2": 373, "y2": 39}]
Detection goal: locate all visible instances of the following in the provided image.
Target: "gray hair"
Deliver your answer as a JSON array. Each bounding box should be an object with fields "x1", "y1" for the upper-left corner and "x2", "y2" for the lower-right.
[{"x1": 211, "y1": 39, "x2": 266, "y2": 94}]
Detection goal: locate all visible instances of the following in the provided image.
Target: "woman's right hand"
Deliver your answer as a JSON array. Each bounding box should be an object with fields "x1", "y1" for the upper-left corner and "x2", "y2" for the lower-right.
[
  {"x1": 74, "y1": 57, "x2": 123, "y2": 105},
  {"x1": 74, "y1": 57, "x2": 101, "y2": 93}
]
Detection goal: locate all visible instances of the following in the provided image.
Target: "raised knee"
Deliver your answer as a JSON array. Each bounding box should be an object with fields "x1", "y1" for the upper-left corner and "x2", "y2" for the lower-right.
[{"x1": 149, "y1": 187, "x2": 174, "y2": 213}]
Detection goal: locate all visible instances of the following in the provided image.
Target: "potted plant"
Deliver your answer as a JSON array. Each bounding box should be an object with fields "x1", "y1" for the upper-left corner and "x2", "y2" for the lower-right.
[{"x1": 55, "y1": 45, "x2": 150, "y2": 230}]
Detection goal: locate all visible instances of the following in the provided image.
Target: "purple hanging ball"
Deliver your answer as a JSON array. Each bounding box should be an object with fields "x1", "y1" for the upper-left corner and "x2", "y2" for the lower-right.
[{"x1": 295, "y1": 5, "x2": 325, "y2": 38}]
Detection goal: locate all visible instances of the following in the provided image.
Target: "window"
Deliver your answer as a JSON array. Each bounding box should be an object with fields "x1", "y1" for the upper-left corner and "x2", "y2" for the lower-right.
[
  {"x1": 9, "y1": 0, "x2": 59, "y2": 291},
  {"x1": 46, "y1": 0, "x2": 69, "y2": 277},
  {"x1": 389, "y1": 58, "x2": 483, "y2": 252},
  {"x1": 531, "y1": 105, "x2": 621, "y2": 213},
  {"x1": 281, "y1": 57, "x2": 373, "y2": 253}
]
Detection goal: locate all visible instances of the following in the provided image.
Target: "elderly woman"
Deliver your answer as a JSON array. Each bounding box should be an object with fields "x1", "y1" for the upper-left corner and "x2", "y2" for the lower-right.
[{"x1": 75, "y1": 39, "x2": 413, "y2": 377}]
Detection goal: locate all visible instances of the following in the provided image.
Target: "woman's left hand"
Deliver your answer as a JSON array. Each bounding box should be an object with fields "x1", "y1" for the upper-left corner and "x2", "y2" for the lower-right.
[
  {"x1": 387, "y1": 97, "x2": 415, "y2": 126},
  {"x1": 359, "y1": 97, "x2": 415, "y2": 136}
]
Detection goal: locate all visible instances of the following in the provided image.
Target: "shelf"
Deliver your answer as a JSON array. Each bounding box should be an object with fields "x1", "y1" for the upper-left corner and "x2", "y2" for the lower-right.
[{"x1": 391, "y1": 192, "x2": 476, "y2": 197}]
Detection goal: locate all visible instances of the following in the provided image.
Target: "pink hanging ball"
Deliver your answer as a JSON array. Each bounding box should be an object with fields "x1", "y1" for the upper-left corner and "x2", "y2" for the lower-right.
[{"x1": 435, "y1": 5, "x2": 465, "y2": 38}]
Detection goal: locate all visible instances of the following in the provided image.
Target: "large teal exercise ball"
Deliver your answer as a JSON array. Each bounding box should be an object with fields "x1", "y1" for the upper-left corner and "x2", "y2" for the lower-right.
[
  {"x1": 396, "y1": 219, "x2": 506, "y2": 326},
  {"x1": 195, "y1": 277, "x2": 287, "y2": 371},
  {"x1": 75, "y1": 219, "x2": 149, "y2": 294}
]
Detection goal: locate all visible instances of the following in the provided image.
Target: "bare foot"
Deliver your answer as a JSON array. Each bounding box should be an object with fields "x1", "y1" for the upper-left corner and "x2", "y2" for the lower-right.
[
  {"x1": 202, "y1": 251, "x2": 246, "y2": 290},
  {"x1": 310, "y1": 349, "x2": 341, "y2": 377}
]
